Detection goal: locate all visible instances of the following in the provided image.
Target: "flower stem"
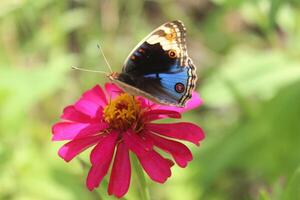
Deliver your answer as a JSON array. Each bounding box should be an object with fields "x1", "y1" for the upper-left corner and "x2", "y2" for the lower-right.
[
  {"x1": 131, "y1": 154, "x2": 151, "y2": 200},
  {"x1": 77, "y1": 158, "x2": 104, "y2": 200}
]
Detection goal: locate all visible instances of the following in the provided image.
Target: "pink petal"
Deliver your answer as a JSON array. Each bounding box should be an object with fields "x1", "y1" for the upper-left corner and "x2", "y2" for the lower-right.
[
  {"x1": 142, "y1": 109, "x2": 181, "y2": 122},
  {"x1": 123, "y1": 131, "x2": 172, "y2": 183},
  {"x1": 52, "y1": 122, "x2": 108, "y2": 141},
  {"x1": 145, "y1": 122, "x2": 205, "y2": 145},
  {"x1": 82, "y1": 85, "x2": 107, "y2": 106},
  {"x1": 108, "y1": 142, "x2": 131, "y2": 198},
  {"x1": 90, "y1": 131, "x2": 118, "y2": 165},
  {"x1": 74, "y1": 85, "x2": 107, "y2": 117},
  {"x1": 74, "y1": 99, "x2": 100, "y2": 118},
  {"x1": 156, "y1": 91, "x2": 203, "y2": 113},
  {"x1": 94, "y1": 107, "x2": 104, "y2": 120},
  {"x1": 52, "y1": 122, "x2": 88, "y2": 140},
  {"x1": 122, "y1": 130, "x2": 153, "y2": 156},
  {"x1": 86, "y1": 131, "x2": 118, "y2": 191},
  {"x1": 58, "y1": 135, "x2": 102, "y2": 162},
  {"x1": 61, "y1": 105, "x2": 91, "y2": 123},
  {"x1": 137, "y1": 150, "x2": 172, "y2": 183},
  {"x1": 146, "y1": 132, "x2": 192, "y2": 168},
  {"x1": 137, "y1": 97, "x2": 153, "y2": 108},
  {"x1": 105, "y1": 83, "x2": 123, "y2": 100}
]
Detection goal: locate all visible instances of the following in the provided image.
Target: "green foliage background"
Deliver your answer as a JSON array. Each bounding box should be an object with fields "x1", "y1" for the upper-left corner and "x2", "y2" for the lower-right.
[{"x1": 1, "y1": 0, "x2": 300, "y2": 199}]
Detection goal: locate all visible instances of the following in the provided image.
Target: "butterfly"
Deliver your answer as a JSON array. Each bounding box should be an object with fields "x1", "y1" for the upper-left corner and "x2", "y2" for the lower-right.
[{"x1": 108, "y1": 20, "x2": 197, "y2": 107}]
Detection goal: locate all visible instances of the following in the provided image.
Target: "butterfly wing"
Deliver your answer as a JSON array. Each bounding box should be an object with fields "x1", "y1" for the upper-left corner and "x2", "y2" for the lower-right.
[{"x1": 112, "y1": 20, "x2": 197, "y2": 107}]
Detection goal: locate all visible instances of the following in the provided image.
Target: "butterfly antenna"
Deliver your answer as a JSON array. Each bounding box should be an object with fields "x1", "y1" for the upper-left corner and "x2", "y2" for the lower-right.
[
  {"x1": 97, "y1": 44, "x2": 113, "y2": 73},
  {"x1": 71, "y1": 66, "x2": 109, "y2": 75}
]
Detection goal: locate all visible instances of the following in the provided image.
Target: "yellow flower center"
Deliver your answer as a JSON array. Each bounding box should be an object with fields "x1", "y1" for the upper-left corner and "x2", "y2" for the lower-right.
[{"x1": 103, "y1": 93, "x2": 142, "y2": 130}]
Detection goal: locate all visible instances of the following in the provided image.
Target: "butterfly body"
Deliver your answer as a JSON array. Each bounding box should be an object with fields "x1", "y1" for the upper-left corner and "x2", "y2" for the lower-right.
[{"x1": 109, "y1": 20, "x2": 197, "y2": 107}]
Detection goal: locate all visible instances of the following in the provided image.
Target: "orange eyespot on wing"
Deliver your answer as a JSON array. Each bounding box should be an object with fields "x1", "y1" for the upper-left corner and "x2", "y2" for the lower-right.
[{"x1": 168, "y1": 49, "x2": 177, "y2": 58}]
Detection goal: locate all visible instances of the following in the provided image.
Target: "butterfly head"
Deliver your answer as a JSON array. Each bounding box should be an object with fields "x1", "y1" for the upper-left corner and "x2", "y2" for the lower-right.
[{"x1": 108, "y1": 72, "x2": 118, "y2": 80}]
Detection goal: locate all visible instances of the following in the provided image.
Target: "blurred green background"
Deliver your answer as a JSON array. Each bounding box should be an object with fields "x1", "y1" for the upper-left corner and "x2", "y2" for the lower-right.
[{"x1": 1, "y1": 0, "x2": 300, "y2": 200}]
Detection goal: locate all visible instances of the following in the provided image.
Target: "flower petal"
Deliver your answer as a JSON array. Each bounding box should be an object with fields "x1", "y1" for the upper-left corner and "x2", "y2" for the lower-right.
[
  {"x1": 82, "y1": 85, "x2": 107, "y2": 106},
  {"x1": 137, "y1": 150, "x2": 172, "y2": 183},
  {"x1": 122, "y1": 130, "x2": 153, "y2": 156},
  {"x1": 58, "y1": 135, "x2": 102, "y2": 162},
  {"x1": 137, "y1": 96, "x2": 153, "y2": 109},
  {"x1": 105, "y1": 83, "x2": 123, "y2": 100},
  {"x1": 145, "y1": 122, "x2": 205, "y2": 145},
  {"x1": 86, "y1": 131, "x2": 118, "y2": 191},
  {"x1": 142, "y1": 109, "x2": 181, "y2": 122},
  {"x1": 123, "y1": 131, "x2": 172, "y2": 183},
  {"x1": 156, "y1": 91, "x2": 203, "y2": 113},
  {"x1": 61, "y1": 105, "x2": 92, "y2": 123},
  {"x1": 146, "y1": 132, "x2": 192, "y2": 167},
  {"x1": 108, "y1": 142, "x2": 131, "y2": 198},
  {"x1": 74, "y1": 85, "x2": 107, "y2": 117},
  {"x1": 94, "y1": 107, "x2": 104, "y2": 120},
  {"x1": 74, "y1": 100, "x2": 100, "y2": 118},
  {"x1": 52, "y1": 122, "x2": 108, "y2": 141},
  {"x1": 52, "y1": 122, "x2": 88, "y2": 140}
]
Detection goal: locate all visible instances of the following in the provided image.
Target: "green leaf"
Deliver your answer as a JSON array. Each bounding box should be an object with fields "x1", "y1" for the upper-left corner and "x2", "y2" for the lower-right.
[
  {"x1": 283, "y1": 167, "x2": 300, "y2": 200},
  {"x1": 259, "y1": 190, "x2": 271, "y2": 200},
  {"x1": 201, "y1": 47, "x2": 300, "y2": 107}
]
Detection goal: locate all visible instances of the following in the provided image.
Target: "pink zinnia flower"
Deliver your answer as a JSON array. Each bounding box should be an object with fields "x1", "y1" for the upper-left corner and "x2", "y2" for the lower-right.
[{"x1": 52, "y1": 83, "x2": 205, "y2": 198}]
